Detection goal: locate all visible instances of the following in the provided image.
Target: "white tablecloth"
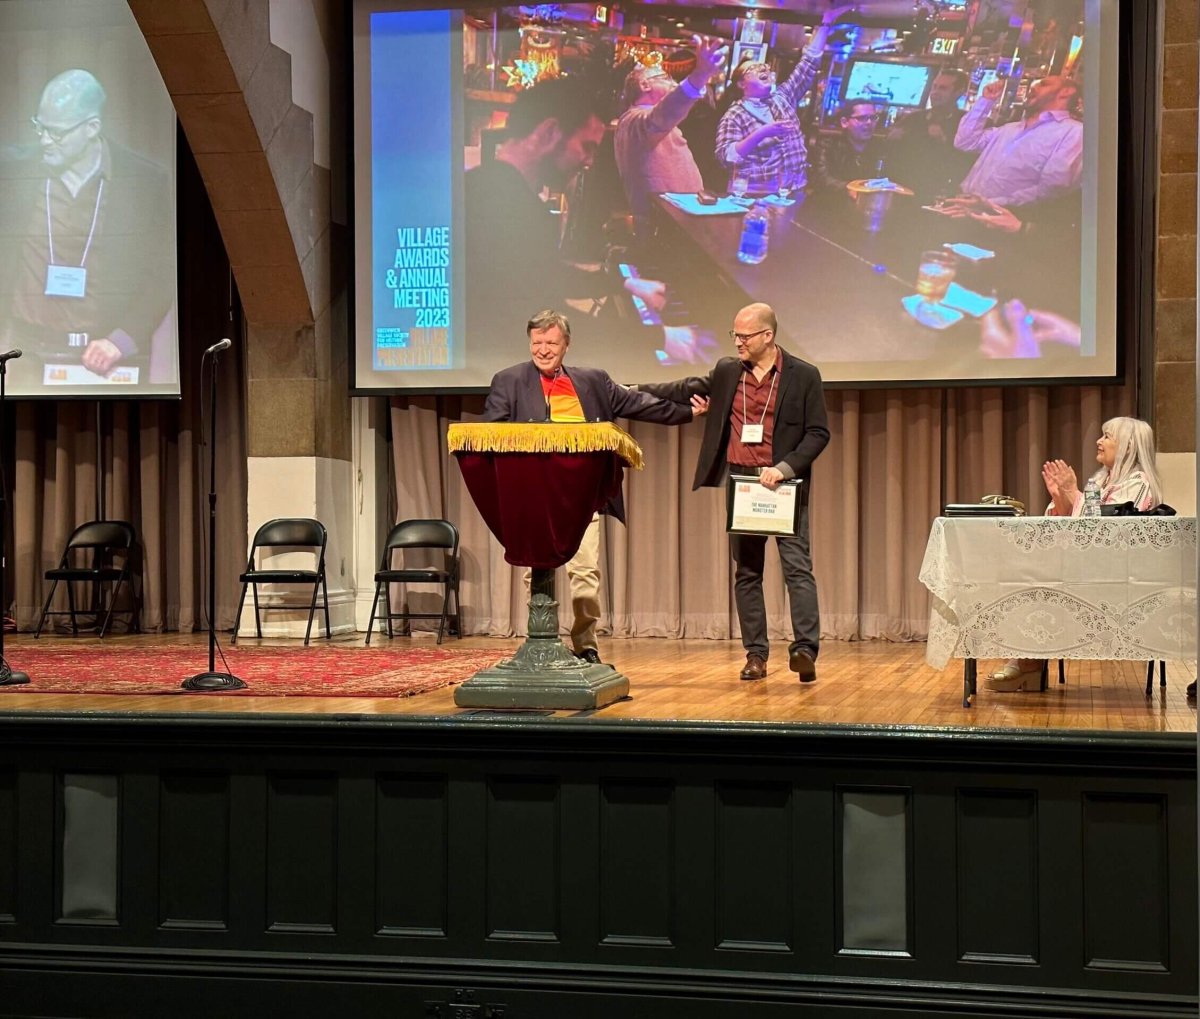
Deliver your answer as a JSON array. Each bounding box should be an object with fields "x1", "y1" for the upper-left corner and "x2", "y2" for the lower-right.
[{"x1": 919, "y1": 517, "x2": 1197, "y2": 668}]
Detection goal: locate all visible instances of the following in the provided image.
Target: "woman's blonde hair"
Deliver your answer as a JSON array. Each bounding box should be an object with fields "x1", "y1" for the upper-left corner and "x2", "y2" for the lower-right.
[{"x1": 1092, "y1": 416, "x2": 1163, "y2": 506}]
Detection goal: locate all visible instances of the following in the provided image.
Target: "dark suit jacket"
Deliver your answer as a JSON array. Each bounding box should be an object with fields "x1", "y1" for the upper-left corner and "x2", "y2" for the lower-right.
[
  {"x1": 483, "y1": 360, "x2": 693, "y2": 522},
  {"x1": 640, "y1": 348, "x2": 829, "y2": 495}
]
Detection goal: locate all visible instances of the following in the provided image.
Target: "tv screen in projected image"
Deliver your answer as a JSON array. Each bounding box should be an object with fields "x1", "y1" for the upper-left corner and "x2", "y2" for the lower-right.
[
  {"x1": 352, "y1": 0, "x2": 1118, "y2": 391},
  {"x1": 842, "y1": 60, "x2": 934, "y2": 108},
  {"x1": 0, "y1": 0, "x2": 179, "y2": 399}
]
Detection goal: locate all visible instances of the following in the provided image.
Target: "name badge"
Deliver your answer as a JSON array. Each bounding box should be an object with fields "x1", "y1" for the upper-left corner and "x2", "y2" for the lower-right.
[
  {"x1": 45, "y1": 265, "x2": 87, "y2": 298},
  {"x1": 741, "y1": 423, "x2": 764, "y2": 444}
]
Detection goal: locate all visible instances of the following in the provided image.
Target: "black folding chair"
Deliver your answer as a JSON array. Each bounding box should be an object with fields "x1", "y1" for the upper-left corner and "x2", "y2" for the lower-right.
[
  {"x1": 35, "y1": 520, "x2": 137, "y2": 638},
  {"x1": 233, "y1": 518, "x2": 331, "y2": 645},
  {"x1": 365, "y1": 519, "x2": 460, "y2": 645}
]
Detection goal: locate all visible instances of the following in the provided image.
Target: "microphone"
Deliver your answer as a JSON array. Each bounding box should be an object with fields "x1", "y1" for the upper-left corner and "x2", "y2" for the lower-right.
[
  {"x1": 0, "y1": 350, "x2": 22, "y2": 362},
  {"x1": 204, "y1": 338, "x2": 232, "y2": 356}
]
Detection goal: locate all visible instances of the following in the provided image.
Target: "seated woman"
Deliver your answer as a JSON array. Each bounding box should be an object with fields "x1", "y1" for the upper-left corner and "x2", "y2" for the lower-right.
[{"x1": 988, "y1": 416, "x2": 1163, "y2": 691}]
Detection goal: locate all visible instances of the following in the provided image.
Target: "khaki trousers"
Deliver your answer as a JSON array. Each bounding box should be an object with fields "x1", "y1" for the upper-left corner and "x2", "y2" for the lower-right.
[{"x1": 524, "y1": 513, "x2": 602, "y2": 653}]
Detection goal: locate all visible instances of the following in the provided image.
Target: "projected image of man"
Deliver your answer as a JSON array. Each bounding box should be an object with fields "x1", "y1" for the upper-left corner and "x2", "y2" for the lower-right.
[
  {"x1": 0, "y1": 69, "x2": 173, "y2": 383},
  {"x1": 715, "y1": 6, "x2": 854, "y2": 196},
  {"x1": 954, "y1": 75, "x2": 1082, "y2": 207},
  {"x1": 465, "y1": 78, "x2": 709, "y2": 365},
  {"x1": 811, "y1": 101, "x2": 887, "y2": 192},
  {"x1": 614, "y1": 35, "x2": 728, "y2": 226}
]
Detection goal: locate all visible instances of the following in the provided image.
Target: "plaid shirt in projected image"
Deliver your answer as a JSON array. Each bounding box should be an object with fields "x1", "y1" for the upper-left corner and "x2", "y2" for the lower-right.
[{"x1": 715, "y1": 49, "x2": 821, "y2": 195}]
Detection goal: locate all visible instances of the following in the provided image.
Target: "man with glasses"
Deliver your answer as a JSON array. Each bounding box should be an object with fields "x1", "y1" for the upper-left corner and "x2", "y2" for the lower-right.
[
  {"x1": 0, "y1": 69, "x2": 172, "y2": 383},
  {"x1": 954, "y1": 74, "x2": 1083, "y2": 207},
  {"x1": 715, "y1": 5, "x2": 855, "y2": 196},
  {"x1": 639, "y1": 303, "x2": 829, "y2": 683},
  {"x1": 811, "y1": 100, "x2": 889, "y2": 193},
  {"x1": 483, "y1": 309, "x2": 705, "y2": 666}
]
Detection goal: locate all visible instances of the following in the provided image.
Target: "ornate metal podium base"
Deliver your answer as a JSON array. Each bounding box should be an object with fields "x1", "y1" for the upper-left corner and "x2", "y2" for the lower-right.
[{"x1": 454, "y1": 572, "x2": 629, "y2": 710}]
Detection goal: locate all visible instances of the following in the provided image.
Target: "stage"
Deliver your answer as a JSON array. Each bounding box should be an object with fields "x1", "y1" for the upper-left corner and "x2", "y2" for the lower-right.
[
  {"x1": 0, "y1": 632, "x2": 1195, "y2": 1019},
  {"x1": 0, "y1": 632, "x2": 1194, "y2": 733}
]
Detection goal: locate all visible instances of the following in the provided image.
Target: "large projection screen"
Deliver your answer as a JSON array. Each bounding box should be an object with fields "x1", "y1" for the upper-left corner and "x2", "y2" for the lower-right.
[
  {"x1": 352, "y1": 0, "x2": 1118, "y2": 391},
  {"x1": 0, "y1": 0, "x2": 179, "y2": 399}
]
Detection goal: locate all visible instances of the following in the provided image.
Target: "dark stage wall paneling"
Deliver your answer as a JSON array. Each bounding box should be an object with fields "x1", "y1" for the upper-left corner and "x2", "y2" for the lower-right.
[{"x1": 0, "y1": 715, "x2": 1193, "y2": 1018}]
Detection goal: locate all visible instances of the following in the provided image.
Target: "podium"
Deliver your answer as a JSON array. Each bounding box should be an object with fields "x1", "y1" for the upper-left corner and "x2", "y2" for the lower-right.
[{"x1": 448, "y1": 421, "x2": 644, "y2": 710}]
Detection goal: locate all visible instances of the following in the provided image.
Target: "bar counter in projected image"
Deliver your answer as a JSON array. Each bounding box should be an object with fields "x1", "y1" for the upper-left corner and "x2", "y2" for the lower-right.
[{"x1": 352, "y1": 0, "x2": 1119, "y2": 391}]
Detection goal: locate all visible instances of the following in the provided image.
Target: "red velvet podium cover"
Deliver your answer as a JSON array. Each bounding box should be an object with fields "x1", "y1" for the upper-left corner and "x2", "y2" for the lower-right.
[{"x1": 448, "y1": 422, "x2": 644, "y2": 569}]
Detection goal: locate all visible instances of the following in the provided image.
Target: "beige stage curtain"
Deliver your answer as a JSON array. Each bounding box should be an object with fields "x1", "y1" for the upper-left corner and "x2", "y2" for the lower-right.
[
  {"x1": 10, "y1": 372, "x2": 249, "y2": 634},
  {"x1": 390, "y1": 379, "x2": 1131, "y2": 642}
]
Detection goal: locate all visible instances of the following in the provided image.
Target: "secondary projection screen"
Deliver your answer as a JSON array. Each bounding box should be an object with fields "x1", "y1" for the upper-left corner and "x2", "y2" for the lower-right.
[
  {"x1": 0, "y1": 0, "x2": 179, "y2": 398},
  {"x1": 352, "y1": 0, "x2": 1117, "y2": 391}
]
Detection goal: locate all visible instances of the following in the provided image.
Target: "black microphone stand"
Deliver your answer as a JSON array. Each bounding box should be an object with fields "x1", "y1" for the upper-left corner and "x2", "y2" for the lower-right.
[
  {"x1": 0, "y1": 352, "x2": 29, "y2": 685},
  {"x1": 183, "y1": 343, "x2": 244, "y2": 691}
]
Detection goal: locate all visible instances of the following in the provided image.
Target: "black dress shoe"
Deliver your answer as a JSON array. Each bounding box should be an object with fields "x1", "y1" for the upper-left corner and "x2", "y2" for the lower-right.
[
  {"x1": 1188, "y1": 680, "x2": 1196, "y2": 701},
  {"x1": 788, "y1": 648, "x2": 817, "y2": 683},
  {"x1": 739, "y1": 653, "x2": 767, "y2": 681},
  {"x1": 575, "y1": 648, "x2": 602, "y2": 665}
]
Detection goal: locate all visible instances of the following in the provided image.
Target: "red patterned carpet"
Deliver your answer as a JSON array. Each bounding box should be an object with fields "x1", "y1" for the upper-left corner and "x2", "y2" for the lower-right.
[{"x1": 0, "y1": 643, "x2": 503, "y2": 697}]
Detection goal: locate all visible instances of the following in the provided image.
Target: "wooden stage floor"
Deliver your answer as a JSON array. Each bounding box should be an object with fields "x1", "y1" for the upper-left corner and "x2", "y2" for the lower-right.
[{"x1": 0, "y1": 632, "x2": 1194, "y2": 733}]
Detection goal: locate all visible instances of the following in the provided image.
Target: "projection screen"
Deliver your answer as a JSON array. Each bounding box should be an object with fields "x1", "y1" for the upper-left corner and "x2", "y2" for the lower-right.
[
  {"x1": 352, "y1": 0, "x2": 1118, "y2": 391},
  {"x1": 0, "y1": 0, "x2": 179, "y2": 398}
]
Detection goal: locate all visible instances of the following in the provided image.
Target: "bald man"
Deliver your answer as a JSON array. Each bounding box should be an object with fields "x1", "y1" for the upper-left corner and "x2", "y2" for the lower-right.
[
  {"x1": 640, "y1": 303, "x2": 829, "y2": 683},
  {"x1": 0, "y1": 69, "x2": 173, "y2": 383}
]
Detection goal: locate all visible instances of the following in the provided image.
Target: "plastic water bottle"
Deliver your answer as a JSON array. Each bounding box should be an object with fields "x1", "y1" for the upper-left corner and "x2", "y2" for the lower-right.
[
  {"x1": 1083, "y1": 478, "x2": 1101, "y2": 517},
  {"x1": 737, "y1": 203, "x2": 769, "y2": 264}
]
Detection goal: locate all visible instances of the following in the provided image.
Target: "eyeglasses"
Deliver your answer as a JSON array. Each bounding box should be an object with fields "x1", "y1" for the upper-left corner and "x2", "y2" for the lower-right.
[
  {"x1": 30, "y1": 116, "x2": 90, "y2": 143},
  {"x1": 846, "y1": 113, "x2": 879, "y2": 123},
  {"x1": 729, "y1": 328, "x2": 770, "y2": 342}
]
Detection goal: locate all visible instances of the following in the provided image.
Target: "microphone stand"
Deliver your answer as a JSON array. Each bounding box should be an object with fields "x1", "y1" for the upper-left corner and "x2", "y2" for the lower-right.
[
  {"x1": 183, "y1": 343, "x2": 244, "y2": 691},
  {"x1": 0, "y1": 352, "x2": 29, "y2": 685}
]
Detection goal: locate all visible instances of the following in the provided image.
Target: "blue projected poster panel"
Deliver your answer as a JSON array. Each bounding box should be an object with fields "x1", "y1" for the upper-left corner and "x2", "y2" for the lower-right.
[{"x1": 369, "y1": 10, "x2": 462, "y2": 371}]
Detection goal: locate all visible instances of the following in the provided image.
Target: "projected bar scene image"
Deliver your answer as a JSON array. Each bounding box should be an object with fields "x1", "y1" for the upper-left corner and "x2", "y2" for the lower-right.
[{"x1": 356, "y1": 0, "x2": 1110, "y2": 389}]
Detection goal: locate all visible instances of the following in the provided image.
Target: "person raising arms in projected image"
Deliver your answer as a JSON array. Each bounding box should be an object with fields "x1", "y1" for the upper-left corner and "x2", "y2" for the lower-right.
[
  {"x1": 988, "y1": 417, "x2": 1164, "y2": 692},
  {"x1": 614, "y1": 35, "x2": 729, "y2": 228},
  {"x1": 0, "y1": 69, "x2": 173, "y2": 385},
  {"x1": 715, "y1": 5, "x2": 856, "y2": 197},
  {"x1": 953, "y1": 75, "x2": 1083, "y2": 208}
]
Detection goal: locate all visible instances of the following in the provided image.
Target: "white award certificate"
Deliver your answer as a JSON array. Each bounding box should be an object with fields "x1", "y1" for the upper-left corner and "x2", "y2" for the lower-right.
[{"x1": 726, "y1": 475, "x2": 800, "y2": 535}]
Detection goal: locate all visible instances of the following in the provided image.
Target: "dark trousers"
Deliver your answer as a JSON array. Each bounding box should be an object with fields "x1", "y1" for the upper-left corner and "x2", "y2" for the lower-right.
[{"x1": 730, "y1": 500, "x2": 819, "y2": 661}]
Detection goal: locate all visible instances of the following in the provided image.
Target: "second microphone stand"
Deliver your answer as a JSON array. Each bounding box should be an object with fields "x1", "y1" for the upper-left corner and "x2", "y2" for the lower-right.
[{"x1": 184, "y1": 343, "x2": 243, "y2": 691}]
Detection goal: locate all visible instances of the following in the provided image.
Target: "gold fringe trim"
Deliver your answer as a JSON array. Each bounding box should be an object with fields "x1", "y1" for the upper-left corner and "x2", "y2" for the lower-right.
[{"x1": 448, "y1": 422, "x2": 644, "y2": 470}]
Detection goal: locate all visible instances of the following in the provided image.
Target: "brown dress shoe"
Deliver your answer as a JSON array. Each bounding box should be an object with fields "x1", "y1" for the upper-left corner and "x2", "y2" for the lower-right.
[
  {"x1": 789, "y1": 648, "x2": 817, "y2": 683},
  {"x1": 739, "y1": 653, "x2": 767, "y2": 681}
]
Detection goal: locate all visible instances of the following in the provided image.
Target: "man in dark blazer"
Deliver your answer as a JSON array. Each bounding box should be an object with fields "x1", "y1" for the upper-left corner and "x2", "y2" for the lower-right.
[
  {"x1": 640, "y1": 302, "x2": 829, "y2": 682},
  {"x1": 484, "y1": 309, "x2": 702, "y2": 665}
]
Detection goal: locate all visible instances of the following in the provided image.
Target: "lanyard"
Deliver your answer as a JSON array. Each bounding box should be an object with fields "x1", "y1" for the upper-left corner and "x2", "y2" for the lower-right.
[
  {"x1": 46, "y1": 177, "x2": 104, "y2": 268},
  {"x1": 741, "y1": 365, "x2": 778, "y2": 428}
]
